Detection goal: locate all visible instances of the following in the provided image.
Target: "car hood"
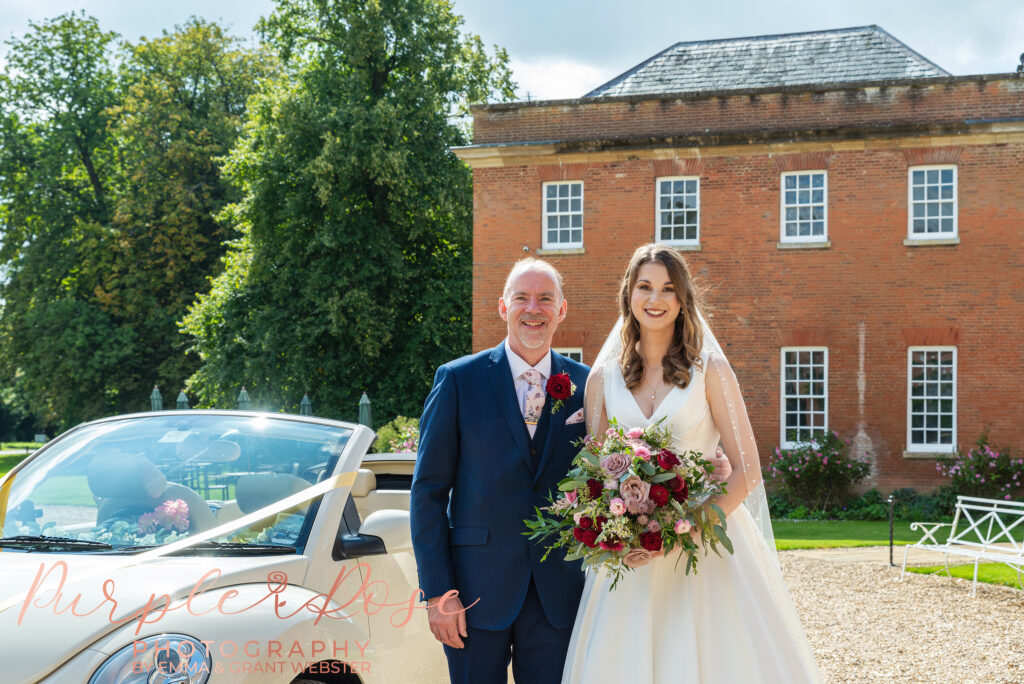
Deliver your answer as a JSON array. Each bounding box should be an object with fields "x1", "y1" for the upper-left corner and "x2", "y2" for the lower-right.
[{"x1": 0, "y1": 550, "x2": 309, "y2": 684}]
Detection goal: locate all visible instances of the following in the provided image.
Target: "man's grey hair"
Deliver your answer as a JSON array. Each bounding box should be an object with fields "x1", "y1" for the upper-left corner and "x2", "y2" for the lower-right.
[{"x1": 502, "y1": 258, "x2": 565, "y2": 302}]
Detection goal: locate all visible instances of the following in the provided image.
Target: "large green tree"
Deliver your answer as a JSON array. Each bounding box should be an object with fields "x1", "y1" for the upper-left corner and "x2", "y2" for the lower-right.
[
  {"x1": 183, "y1": 0, "x2": 514, "y2": 421},
  {"x1": 0, "y1": 14, "x2": 274, "y2": 428}
]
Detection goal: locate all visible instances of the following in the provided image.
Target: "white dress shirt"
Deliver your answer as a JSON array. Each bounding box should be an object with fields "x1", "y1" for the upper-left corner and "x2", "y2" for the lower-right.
[{"x1": 504, "y1": 338, "x2": 552, "y2": 438}]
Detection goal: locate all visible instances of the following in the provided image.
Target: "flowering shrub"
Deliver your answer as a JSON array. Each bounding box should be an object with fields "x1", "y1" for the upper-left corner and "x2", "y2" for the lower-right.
[
  {"x1": 374, "y1": 416, "x2": 419, "y2": 453},
  {"x1": 766, "y1": 430, "x2": 871, "y2": 512},
  {"x1": 936, "y1": 434, "x2": 1023, "y2": 501}
]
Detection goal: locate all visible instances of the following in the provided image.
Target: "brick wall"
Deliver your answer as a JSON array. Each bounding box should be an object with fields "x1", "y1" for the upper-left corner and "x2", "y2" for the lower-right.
[{"x1": 468, "y1": 118, "x2": 1024, "y2": 492}]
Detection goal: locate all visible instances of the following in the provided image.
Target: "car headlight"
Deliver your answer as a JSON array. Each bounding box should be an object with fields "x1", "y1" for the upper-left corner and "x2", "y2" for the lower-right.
[{"x1": 88, "y1": 633, "x2": 211, "y2": 684}]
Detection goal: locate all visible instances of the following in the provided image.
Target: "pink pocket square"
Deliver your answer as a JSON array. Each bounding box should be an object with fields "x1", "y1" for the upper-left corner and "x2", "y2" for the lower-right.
[{"x1": 565, "y1": 408, "x2": 585, "y2": 425}]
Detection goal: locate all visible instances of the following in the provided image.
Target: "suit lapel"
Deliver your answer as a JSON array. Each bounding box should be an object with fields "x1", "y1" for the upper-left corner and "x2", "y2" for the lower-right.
[
  {"x1": 533, "y1": 353, "x2": 568, "y2": 484},
  {"x1": 488, "y1": 343, "x2": 533, "y2": 472}
]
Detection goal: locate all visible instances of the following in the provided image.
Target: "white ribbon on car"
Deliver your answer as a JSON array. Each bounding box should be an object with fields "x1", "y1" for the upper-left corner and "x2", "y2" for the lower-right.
[{"x1": 0, "y1": 470, "x2": 357, "y2": 616}]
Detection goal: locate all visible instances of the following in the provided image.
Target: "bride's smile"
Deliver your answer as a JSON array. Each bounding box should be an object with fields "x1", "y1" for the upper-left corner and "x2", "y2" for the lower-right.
[{"x1": 630, "y1": 262, "x2": 681, "y2": 335}]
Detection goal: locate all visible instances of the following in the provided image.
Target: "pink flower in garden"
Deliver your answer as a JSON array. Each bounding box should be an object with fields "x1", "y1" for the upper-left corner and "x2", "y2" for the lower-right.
[
  {"x1": 1006, "y1": 495, "x2": 1012, "y2": 500},
  {"x1": 609, "y1": 498, "x2": 626, "y2": 516},
  {"x1": 626, "y1": 427, "x2": 645, "y2": 439},
  {"x1": 674, "y1": 519, "x2": 692, "y2": 535}
]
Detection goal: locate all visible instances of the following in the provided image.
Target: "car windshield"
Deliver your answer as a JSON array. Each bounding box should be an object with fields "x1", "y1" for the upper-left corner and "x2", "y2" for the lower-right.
[{"x1": 0, "y1": 413, "x2": 352, "y2": 554}]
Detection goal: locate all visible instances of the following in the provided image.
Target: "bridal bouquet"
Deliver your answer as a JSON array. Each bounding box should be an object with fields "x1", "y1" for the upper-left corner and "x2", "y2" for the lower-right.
[{"x1": 525, "y1": 419, "x2": 733, "y2": 589}]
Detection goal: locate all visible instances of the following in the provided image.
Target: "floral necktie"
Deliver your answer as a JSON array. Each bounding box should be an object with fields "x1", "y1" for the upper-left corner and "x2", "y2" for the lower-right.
[{"x1": 522, "y1": 369, "x2": 545, "y2": 438}]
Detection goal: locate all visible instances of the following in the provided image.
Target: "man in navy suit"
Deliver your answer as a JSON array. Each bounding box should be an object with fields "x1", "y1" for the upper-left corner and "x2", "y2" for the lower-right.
[{"x1": 411, "y1": 258, "x2": 589, "y2": 683}]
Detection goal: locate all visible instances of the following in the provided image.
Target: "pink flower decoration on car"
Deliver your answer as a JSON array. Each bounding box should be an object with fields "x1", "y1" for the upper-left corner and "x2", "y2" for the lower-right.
[{"x1": 138, "y1": 499, "x2": 189, "y2": 533}]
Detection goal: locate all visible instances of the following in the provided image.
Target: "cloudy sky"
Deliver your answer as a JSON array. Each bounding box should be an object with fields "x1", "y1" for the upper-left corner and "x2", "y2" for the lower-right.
[{"x1": 2, "y1": 0, "x2": 1021, "y2": 100}]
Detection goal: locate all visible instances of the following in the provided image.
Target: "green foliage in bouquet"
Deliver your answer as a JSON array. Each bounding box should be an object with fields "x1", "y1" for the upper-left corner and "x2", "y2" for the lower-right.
[{"x1": 525, "y1": 419, "x2": 732, "y2": 589}]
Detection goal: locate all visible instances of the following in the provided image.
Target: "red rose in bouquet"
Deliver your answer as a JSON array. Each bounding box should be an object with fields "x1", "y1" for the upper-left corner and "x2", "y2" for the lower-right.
[
  {"x1": 580, "y1": 529, "x2": 599, "y2": 548},
  {"x1": 586, "y1": 478, "x2": 603, "y2": 500},
  {"x1": 640, "y1": 532, "x2": 663, "y2": 552},
  {"x1": 599, "y1": 538, "x2": 624, "y2": 552},
  {"x1": 657, "y1": 449, "x2": 681, "y2": 470}
]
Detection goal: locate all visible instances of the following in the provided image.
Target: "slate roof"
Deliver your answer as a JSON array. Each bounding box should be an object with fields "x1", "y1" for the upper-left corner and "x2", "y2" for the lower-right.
[{"x1": 585, "y1": 26, "x2": 950, "y2": 98}]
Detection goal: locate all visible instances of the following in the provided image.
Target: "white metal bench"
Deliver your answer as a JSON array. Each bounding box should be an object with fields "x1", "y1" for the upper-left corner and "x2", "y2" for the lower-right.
[{"x1": 901, "y1": 495, "x2": 1024, "y2": 595}]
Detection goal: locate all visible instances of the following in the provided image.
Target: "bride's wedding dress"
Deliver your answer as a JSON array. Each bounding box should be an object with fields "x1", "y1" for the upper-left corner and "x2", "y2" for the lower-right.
[{"x1": 561, "y1": 351, "x2": 821, "y2": 683}]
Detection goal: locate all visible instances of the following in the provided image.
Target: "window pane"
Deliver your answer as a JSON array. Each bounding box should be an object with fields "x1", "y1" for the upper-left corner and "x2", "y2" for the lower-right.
[{"x1": 941, "y1": 169, "x2": 953, "y2": 183}]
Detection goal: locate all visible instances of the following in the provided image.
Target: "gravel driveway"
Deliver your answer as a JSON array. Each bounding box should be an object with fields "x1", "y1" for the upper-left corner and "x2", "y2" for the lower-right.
[{"x1": 780, "y1": 550, "x2": 1024, "y2": 684}]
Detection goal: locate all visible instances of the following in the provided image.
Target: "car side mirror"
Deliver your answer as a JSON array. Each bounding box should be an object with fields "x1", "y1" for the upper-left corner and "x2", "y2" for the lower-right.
[
  {"x1": 359, "y1": 509, "x2": 412, "y2": 554},
  {"x1": 333, "y1": 509, "x2": 412, "y2": 560}
]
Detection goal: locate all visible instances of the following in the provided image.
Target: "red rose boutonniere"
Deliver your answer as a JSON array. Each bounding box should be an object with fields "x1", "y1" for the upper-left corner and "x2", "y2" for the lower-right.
[{"x1": 546, "y1": 372, "x2": 576, "y2": 414}]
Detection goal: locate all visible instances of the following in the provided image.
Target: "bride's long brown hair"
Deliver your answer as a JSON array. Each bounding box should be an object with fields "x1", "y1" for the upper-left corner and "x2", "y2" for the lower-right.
[{"x1": 618, "y1": 244, "x2": 706, "y2": 390}]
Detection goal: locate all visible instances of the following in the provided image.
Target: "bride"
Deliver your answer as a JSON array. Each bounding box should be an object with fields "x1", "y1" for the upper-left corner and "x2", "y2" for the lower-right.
[{"x1": 561, "y1": 244, "x2": 821, "y2": 683}]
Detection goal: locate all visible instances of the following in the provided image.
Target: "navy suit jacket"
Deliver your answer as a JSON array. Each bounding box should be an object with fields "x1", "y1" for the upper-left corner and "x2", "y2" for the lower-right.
[{"x1": 411, "y1": 342, "x2": 589, "y2": 631}]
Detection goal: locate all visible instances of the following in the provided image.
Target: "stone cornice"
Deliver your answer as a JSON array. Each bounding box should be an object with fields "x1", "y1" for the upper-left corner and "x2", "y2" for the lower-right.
[{"x1": 454, "y1": 119, "x2": 1024, "y2": 169}]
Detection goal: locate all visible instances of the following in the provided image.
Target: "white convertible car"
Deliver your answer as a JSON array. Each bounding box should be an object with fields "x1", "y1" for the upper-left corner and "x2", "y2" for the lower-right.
[{"x1": 0, "y1": 411, "x2": 446, "y2": 684}]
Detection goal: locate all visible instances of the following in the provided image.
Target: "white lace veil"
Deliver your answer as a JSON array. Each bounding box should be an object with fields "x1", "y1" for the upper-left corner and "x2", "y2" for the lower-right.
[{"x1": 586, "y1": 313, "x2": 778, "y2": 557}]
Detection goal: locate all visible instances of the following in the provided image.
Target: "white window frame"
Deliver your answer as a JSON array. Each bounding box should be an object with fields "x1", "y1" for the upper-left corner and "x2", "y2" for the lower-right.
[
  {"x1": 655, "y1": 176, "x2": 700, "y2": 246},
  {"x1": 907, "y1": 165, "x2": 958, "y2": 240},
  {"x1": 542, "y1": 181, "x2": 584, "y2": 249},
  {"x1": 779, "y1": 171, "x2": 828, "y2": 243},
  {"x1": 553, "y1": 347, "x2": 583, "y2": 363},
  {"x1": 906, "y1": 346, "x2": 957, "y2": 454},
  {"x1": 780, "y1": 347, "x2": 828, "y2": 448}
]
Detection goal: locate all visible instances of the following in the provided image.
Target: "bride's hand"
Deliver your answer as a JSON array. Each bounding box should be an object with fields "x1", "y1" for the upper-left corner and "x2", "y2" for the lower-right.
[{"x1": 709, "y1": 445, "x2": 732, "y2": 482}]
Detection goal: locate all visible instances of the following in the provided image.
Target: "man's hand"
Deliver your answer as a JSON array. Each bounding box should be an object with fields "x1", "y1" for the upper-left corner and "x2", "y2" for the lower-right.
[
  {"x1": 427, "y1": 593, "x2": 468, "y2": 649},
  {"x1": 709, "y1": 445, "x2": 732, "y2": 482}
]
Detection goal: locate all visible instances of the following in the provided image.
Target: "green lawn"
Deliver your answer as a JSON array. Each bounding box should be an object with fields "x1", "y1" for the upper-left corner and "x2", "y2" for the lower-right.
[
  {"x1": 1, "y1": 442, "x2": 43, "y2": 451},
  {"x1": 0, "y1": 454, "x2": 27, "y2": 480},
  {"x1": 906, "y1": 562, "x2": 1024, "y2": 590},
  {"x1": 772, "y1": 520, "x2": 919, "y2": 550},
  {"x1": 31, "y1": 475, "x2": 95, "y2": 506}
]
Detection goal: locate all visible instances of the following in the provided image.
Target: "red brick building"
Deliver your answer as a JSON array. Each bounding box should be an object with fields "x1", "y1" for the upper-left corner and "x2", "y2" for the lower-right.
[{"x1": 457, "y1": 27, "x2": 1024, "y2": 491}]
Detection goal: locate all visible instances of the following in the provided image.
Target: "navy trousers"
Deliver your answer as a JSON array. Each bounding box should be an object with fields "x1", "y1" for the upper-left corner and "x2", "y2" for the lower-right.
[{"x1": 443, "y1": 577, "x2": 573, "y2": 684}]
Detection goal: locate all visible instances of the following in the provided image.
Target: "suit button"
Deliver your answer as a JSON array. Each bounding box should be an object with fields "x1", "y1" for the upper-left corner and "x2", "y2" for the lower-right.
[{"x1": 530, "y1": 448, "x2": 538, "y2": 456}]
